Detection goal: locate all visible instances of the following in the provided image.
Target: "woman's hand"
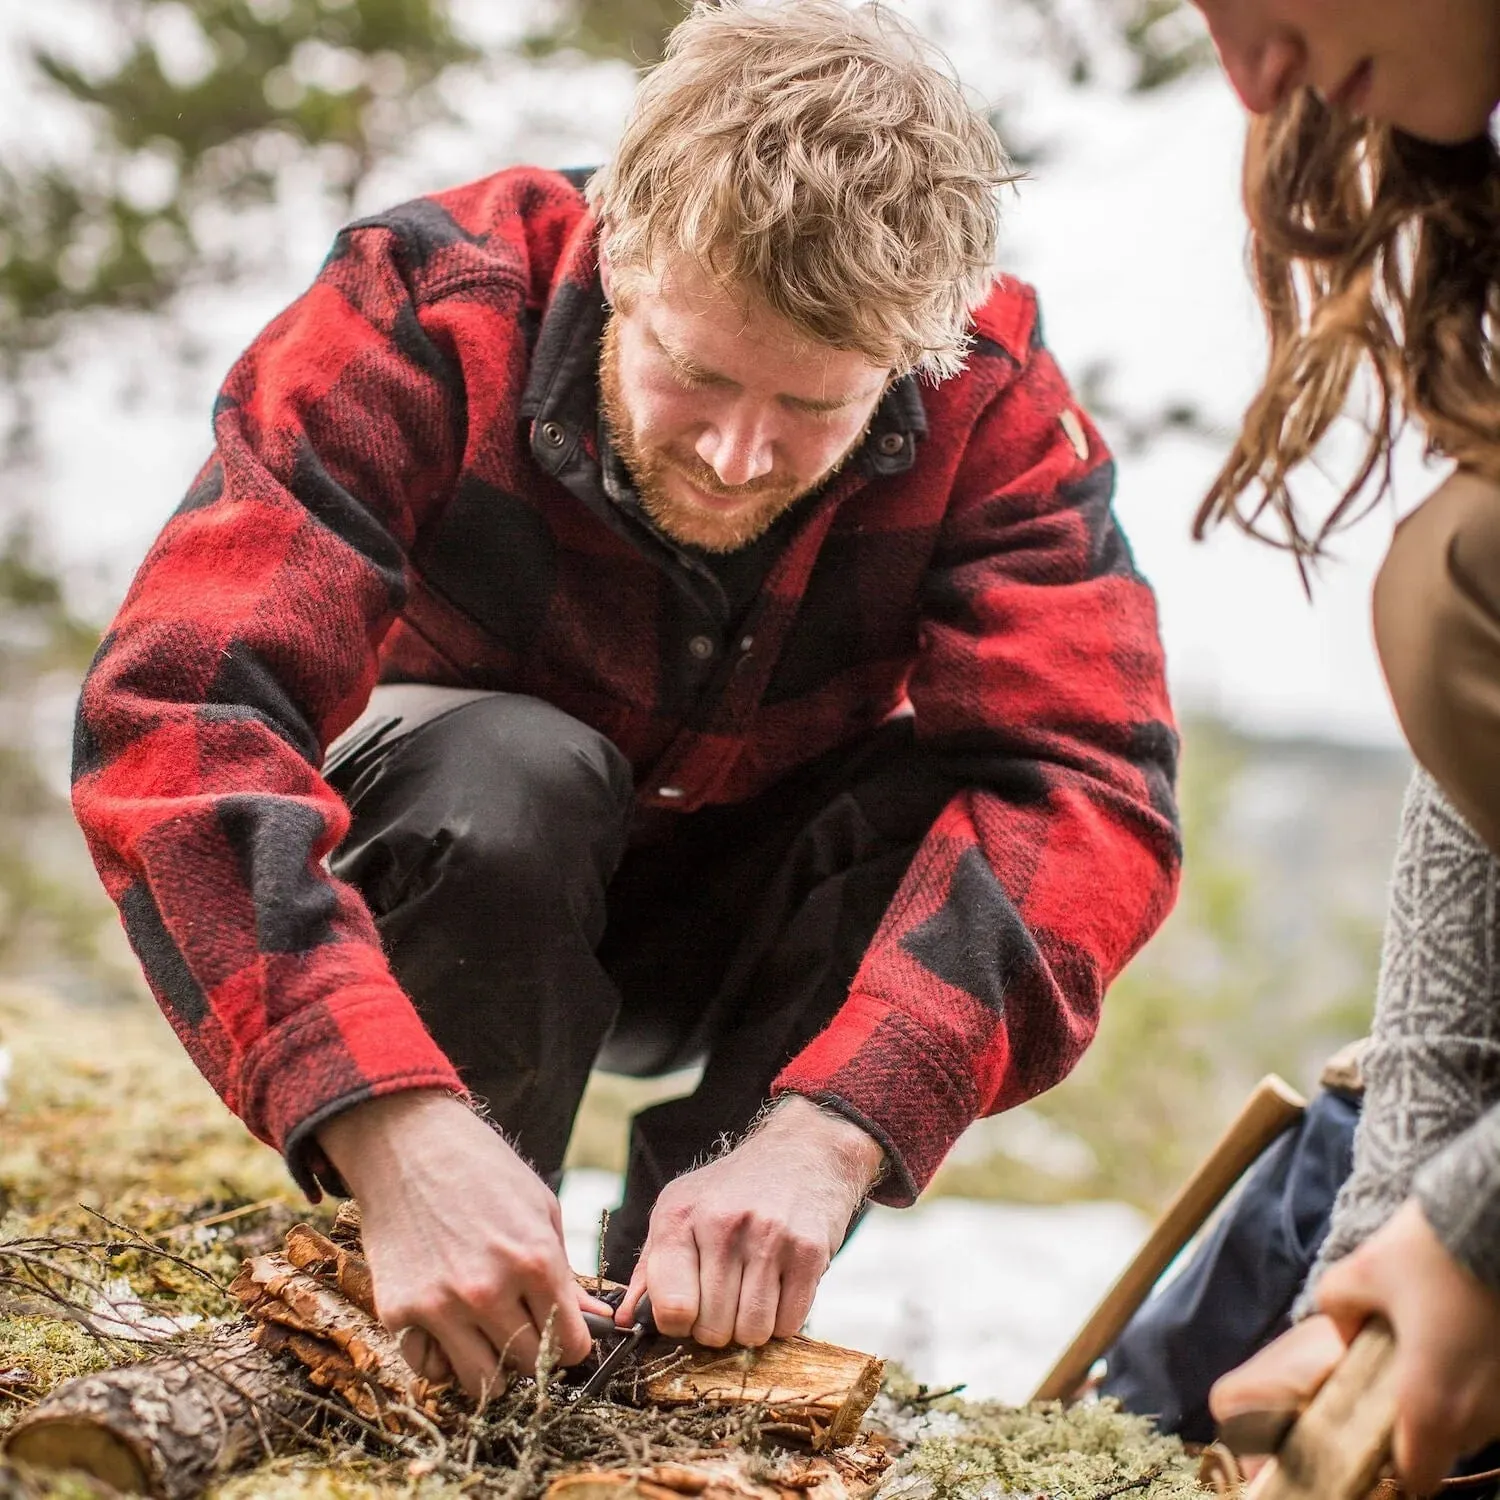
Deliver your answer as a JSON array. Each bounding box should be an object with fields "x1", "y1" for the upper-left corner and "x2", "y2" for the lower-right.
[{"x1": 1210, "y1": 1199, "x2": 1500, "y2": 1495}]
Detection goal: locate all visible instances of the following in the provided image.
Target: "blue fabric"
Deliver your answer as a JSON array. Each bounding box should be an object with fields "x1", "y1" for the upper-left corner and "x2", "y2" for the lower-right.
[{"x1": 1098, "y1": 1088, "x2": 1359, "y2": 1443}]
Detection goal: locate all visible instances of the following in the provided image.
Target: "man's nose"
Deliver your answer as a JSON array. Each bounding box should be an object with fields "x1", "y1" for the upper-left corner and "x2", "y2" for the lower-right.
[
  {"x1": 696, "y1": 410, "x2": 775, "y2": 488},
  {"x1": 1214, "y1": 25, "x2": 1305, "y2": 114}
]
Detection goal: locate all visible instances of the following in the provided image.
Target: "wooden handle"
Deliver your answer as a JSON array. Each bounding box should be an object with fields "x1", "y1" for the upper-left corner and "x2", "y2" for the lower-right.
[
  {"x1": 1030, "y1": 1073, "x2": 1307, "y2": 1403},
  {"x1": 1246, "y1": 1321, "x2": 1398, "y2": 1500}
]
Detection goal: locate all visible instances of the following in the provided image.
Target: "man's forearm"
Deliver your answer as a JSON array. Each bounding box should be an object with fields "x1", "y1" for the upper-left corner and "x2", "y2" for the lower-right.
[
  {"x1": 756, "y1": 1094, "x2": 887, "y2": 1198},
  {"x1": 316, "y1": 1089, "x2": 480, "y2": 1198}
]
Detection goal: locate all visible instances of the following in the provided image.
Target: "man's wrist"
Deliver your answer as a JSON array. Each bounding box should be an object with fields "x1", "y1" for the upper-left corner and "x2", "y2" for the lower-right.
[
  {"x1": 316, "y1": 1089, "x2": 470, "y2": 1192},
  {"x1": 759, "y1": 1094, "x2": 887, "y2": 1194}
]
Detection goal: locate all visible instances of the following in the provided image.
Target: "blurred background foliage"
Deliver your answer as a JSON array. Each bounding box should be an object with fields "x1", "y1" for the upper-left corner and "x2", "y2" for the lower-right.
[
  {"x1": 0, "y1": 0, "x2": 474, "y2": 385},
  {"x1": 0, "y1": 0, "x2": 1392, "y2": 1211}
]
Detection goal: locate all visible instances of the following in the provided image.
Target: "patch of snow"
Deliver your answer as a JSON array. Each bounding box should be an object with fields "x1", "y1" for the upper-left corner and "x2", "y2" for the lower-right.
[
  {"x1": 559, "y1": 1170, "x2": 1146, "y2": 1405},
  {"x1": 946, "y1": 1106, "x2": 1097, "y2": 1182},
  {"x1": 86, "y1": 1275, "x2": 205, "y2": 1342}
]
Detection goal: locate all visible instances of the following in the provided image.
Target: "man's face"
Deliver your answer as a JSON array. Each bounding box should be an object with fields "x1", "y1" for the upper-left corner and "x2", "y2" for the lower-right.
[
  {"x1": 1191, "y1": 0, "x2": 1500, "y2": 143},
  {"x1": 598, "y1": 254, "x2": 891, "y2": 554}
]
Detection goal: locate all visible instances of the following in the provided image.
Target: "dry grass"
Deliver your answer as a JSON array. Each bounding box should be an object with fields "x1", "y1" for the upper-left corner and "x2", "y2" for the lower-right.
[{"x1": 0, "y1": 987, "x2": 1204, "y2": 1500}]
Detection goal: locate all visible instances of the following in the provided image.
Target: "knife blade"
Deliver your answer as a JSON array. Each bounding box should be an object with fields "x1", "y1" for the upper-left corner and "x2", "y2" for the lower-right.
[{"x1": 577, "y1": 1293, "x2": 656, "y2": 1400}]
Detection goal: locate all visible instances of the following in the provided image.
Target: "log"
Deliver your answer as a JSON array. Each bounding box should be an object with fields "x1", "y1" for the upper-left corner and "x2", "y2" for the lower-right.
[
  {"x1": 1, "y1": 1324, "x2": 310, "y2": 1500},
  {"x1": 637, "y1": 1335, "x2": 885, "y2": 1450}
]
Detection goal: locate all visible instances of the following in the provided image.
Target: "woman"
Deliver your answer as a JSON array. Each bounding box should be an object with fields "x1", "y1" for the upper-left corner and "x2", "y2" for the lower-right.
[{"x1": 1187, "y1": 2, "x2": 1500, "y2": 1493}]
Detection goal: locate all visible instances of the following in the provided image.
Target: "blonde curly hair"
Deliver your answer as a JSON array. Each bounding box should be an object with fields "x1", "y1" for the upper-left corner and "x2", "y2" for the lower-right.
[{"x1": 588, "y1": 0, "x2": 1016, "y2": 382}]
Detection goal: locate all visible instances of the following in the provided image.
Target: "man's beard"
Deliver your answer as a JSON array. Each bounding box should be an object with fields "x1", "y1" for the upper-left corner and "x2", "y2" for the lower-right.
[{"x1": 598, "y1": 315, "x2": 870, "y2": 554}]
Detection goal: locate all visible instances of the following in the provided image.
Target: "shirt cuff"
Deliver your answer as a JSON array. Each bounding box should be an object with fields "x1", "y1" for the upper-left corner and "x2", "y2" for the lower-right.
[
  {"x1": 771, "y1": 991, "x2": 978, "y2": 1206},
  {"x1": 1412, "y1": 1104, "x2": 1500, "y2": 1296}
]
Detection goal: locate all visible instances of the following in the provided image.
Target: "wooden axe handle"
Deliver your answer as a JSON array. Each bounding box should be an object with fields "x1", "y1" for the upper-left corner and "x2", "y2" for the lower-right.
[
  {"x1": 1030, "y1": 1073, "x2": 1307, "y2": 1404},
  {"x1": 1246, "y1": 1320, "x2": 1398, "y2": 1500}
]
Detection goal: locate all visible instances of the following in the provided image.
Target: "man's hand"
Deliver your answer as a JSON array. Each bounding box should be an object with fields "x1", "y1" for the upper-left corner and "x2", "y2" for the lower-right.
[
  {"x1": 619, "y1": 1096, "x2": 884, "y2": 1348},
  {"x1": 318, "y1": 1090, "x2": 605, "y2": 1402},
  {"x1": 1209, "y1": 1199, "x2": 1500, "y2": 1495}
]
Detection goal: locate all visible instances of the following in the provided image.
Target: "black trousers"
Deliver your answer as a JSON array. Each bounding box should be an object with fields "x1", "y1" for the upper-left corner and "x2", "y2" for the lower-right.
[{"x1": 324, "y1": 686, "x2": 956, "y2": 1276}]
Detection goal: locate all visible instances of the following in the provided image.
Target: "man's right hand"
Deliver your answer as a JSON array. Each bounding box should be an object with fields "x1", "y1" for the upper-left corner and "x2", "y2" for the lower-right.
[{"x1": 317, "y1": 1090, "x2": 599, "y2": 1402}]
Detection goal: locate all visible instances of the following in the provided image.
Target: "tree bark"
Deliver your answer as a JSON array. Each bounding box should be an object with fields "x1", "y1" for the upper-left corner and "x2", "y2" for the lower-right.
[
  {"x1": 2, "y1": 1324, "x2": 310, "y2": 1500},
  {"x1": 546, "y1": 1433, "x2": 891, "y2": 1500}
]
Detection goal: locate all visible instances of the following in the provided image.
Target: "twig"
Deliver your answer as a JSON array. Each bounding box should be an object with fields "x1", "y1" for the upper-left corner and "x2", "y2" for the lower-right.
[
  {"x1": 1080, "y1": 1463, "x2": 1167, "y2": 1500},
  {"x1": 151, "y1": 1197, "x2": 287, "y2": 1242},
  {"x1": 80, "y1": 1205, "x2": 232, "y2": 1294},
  {"x1": 594, "y1": 1208, "x2": 610, "y2": 1293}
]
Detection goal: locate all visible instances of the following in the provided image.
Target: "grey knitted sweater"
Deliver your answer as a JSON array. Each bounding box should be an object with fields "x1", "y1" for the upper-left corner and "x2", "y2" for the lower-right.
[{"x1": 1303, "y1": 765, "x2": 1500, "y2": 1305}]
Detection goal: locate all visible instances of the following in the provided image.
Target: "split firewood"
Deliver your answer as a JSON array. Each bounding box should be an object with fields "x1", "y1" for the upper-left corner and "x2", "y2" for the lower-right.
[
  {"x1": 571, "y1": 1272, "x2": 883, "y2": 1449},
  {"x1": 1, "y1": 1323, "x2": 311, "y2": 1500},
  {"x1": 636, "y1": 1336, "x2": 885, "y2": 1451}
]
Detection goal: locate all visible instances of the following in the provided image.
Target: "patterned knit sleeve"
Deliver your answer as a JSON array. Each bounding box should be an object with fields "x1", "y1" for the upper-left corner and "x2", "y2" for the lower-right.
[{"x1": 1299, "y1": 766, "x2": 1500, "y2": 1310}]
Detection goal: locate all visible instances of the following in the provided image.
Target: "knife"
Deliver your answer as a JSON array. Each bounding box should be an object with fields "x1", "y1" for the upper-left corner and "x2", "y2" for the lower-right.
[{"x1": 577, "y1": 1293, "x2": 656, "y2": 1400}]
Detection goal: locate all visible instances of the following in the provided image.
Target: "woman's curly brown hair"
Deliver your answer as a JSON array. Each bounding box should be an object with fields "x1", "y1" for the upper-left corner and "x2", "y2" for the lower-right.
[{"x1": 1195, "y1": 90, "x2": 1500, "y2": 558}]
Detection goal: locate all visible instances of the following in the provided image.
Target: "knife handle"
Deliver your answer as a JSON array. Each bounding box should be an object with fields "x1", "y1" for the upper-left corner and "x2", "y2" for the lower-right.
[
  {"x1": 582, "y1": 1293, "x2": 655, "y2": 1341},
  {"x1": 582, "y1": 1310, "x2": 619, "y2": 1340}
]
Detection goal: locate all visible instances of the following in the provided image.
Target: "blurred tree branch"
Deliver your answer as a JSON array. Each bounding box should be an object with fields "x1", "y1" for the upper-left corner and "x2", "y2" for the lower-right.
[
  {"x1": 0, "y1": 0, "x2": 476, "y2": 386},
  {"x1": 519, "y1": 0, "x2": 1212, "y2": 93}
]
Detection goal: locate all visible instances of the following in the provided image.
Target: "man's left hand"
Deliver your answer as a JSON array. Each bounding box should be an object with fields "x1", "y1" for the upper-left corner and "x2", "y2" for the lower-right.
[{"x1": 619, "y1": 1096, "x2": 884, "y2": 1348}]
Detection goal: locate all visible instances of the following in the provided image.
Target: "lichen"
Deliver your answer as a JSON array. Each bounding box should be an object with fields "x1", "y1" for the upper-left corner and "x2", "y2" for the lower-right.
[
  {"x1": 875, "y1": 1394, "x2": 1202, "y2": 1500},
  {"x1": 0, "y1": 1317, "x2": 119, "y2": 1415}
]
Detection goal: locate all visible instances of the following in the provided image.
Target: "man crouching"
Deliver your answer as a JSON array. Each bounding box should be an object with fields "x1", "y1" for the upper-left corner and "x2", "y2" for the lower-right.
[{"x1": 72, "y1": 0, "x2": 1181, "y2": 1401}]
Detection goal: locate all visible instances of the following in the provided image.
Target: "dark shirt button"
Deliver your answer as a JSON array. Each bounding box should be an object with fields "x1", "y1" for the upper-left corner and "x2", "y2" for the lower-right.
[
  {"x1": 687, "y1": 634, "x2": 715, "y2": 661},
  {"x1": 538, "y1": 420, "x2": 567, "y2": 448},
  {"x1": 877, "y1": 432, "x2": 905, "y2": 457}
]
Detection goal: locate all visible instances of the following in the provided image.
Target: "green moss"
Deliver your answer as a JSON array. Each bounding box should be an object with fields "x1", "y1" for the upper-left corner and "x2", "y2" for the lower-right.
[
  {"x1": 0, "y1": 1316, "x2": 119, "y2": 1426},
  {"x1": 211, "y1": 1457, "x2": 465, "y2": 1500},
  {"x1": 879, "y1": 1396, "x2": 1202, "y2": 1500},
  {"x1": 0, "y1": 1462, "x2": 121, "y2": 1498}
]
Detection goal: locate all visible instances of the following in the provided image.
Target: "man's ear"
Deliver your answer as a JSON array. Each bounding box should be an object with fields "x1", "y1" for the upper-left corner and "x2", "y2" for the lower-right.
[{"x1": 599, "y1": 243, "x2": 614, "y2": 306}]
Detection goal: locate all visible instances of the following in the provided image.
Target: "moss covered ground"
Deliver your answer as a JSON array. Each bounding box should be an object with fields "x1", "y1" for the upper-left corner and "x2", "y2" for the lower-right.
[{"x1": 1, "y1": 986, "x2": 1204, "y2": 1499}]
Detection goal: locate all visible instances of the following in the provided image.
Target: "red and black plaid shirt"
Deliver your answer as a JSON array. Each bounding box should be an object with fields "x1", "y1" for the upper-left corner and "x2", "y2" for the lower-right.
[{"x1": 73, "y1": 167, "x2": 1181, "y2": 1203}]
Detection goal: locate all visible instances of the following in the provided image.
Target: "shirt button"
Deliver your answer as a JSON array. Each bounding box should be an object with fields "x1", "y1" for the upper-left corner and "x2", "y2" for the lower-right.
[
  {"x1": 538, "y1": 420, "x2": 567, "y2": 448},
  {"x1": 739, "y1": 635, "x2": 754, "y2": 653},
  {"x1": 657, "y1": 786, "x2": 685, "y2": 800},
  {"x1": 687, "y1": 635, "x2": 715, "y2": 661},
  {"x1": 876, "y1": 432, "x2": 905, "y2": 457}
]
